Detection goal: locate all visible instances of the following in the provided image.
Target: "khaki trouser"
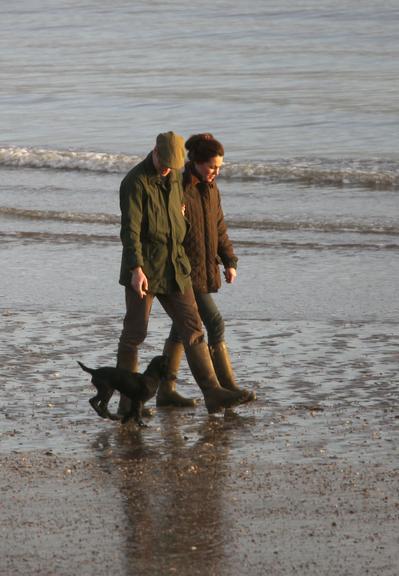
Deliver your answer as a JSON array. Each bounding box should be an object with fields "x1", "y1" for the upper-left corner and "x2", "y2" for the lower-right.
[{"x1": 118, "y1": 286, "x2": 204, "y2": 355}]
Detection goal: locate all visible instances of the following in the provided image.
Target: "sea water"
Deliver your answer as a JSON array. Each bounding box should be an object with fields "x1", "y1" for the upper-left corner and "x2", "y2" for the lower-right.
[{"x1": 1, "y1": 0, "x2": 398, "y2": 314}]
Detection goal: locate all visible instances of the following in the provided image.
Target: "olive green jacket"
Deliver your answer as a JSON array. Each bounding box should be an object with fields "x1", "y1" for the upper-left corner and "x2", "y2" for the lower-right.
[{"x1": 118, "y1": 153, "x2": 192, "y2": 294}]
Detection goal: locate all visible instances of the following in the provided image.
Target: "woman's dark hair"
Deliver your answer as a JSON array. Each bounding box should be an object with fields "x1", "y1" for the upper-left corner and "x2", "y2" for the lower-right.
[{"x1": 185, "y1": 133, "x2": 224, "y2": 163}]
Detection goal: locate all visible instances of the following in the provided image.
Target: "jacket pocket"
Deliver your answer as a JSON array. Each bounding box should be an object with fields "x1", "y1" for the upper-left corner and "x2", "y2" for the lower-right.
[{"x1": 176, "y1": 245, "x2": 191, "y2": 277}]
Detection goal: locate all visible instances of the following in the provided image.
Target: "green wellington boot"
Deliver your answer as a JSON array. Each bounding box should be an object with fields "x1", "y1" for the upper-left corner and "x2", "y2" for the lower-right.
[
  {"x1": 209, "y1": 341, "x2": 256, "y2": 401},
  {"x1": 116, "y1": 347, "x2": 138, "y2": 416},
  {"x1": 156, "y1": 339, "x2": 197, "y2": 407},
  {"x1": 185, "y1": 341, "x2": 254, "y2": 414}
]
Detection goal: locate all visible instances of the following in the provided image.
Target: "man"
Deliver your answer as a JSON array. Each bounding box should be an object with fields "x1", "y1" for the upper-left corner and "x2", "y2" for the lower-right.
[{"x1": 117, "y1": 131, "x2": 254, "y2": 414}]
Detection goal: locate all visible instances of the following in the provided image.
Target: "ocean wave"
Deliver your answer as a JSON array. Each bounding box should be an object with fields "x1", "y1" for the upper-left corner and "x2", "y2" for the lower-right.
[
  {"x1": 0, "y1": 230, "x2": 119, "y2": 244},
  {"x1": 229, "y1": 218, "x2": 399, "y2": 236},
  {"x1": 0, "y1": 206, "x2": 120, "y2": 225},
  {"x1": 223, "y1": 159, "x2": 399, "y2": 189},
  {"x1": 234, "y1": 240, "x2": 399, "y2": 252},
  {"x1": 0, "y1": 146, "x2": 139, "y2": 174},
  {"x1": 1, "y1": 206, "x2": 398, "y2": 236},
  {"x1": 1, "y1": 230, "x2": 398, "y2": 251},
  {"x1": 0, "y1": 146, "x2": 398, "y2": 189}
]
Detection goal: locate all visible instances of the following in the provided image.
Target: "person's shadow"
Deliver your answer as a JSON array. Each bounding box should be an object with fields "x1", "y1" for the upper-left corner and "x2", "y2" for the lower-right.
[{"x1": 92, "y1": 409, "x2": 255, "y2": 575}]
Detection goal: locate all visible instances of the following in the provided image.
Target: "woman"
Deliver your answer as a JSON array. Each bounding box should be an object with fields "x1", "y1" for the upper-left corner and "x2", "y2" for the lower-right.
[{"x1": 156, "y1": 133, "x2": 256, "y2": 407}]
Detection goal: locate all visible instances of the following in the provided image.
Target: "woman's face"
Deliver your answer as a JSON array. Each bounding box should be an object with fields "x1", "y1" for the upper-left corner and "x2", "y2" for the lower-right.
[{"x1": 195, "y1": 155, "x2": 224, "y2": 183}]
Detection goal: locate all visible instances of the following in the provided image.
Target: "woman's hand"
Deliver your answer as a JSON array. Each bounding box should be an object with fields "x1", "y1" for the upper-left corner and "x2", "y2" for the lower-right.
[
  {"x1": 131, "y1": 267, "x2": 149, "y2": 298},
  {"x1": 224, "y1": 267, "x2": 237, "y2": 284}
]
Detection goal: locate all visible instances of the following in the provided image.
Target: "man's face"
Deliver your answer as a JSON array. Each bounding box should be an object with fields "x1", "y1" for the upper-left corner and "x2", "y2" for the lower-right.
[{"x1": 153, "y1": 149, "x2": 171, "y2": 177}]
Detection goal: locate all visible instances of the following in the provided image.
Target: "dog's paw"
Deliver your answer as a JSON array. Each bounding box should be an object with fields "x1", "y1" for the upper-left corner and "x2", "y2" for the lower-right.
[{"x1": 89, "y1": 400, "x2": 108, "y2": 419}]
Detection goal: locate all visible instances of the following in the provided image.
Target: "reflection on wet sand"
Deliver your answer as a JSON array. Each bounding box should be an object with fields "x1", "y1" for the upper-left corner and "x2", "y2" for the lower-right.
[
  {"x1": 2, "y1": 308, "x2": 399, "y2": 574},
  {"x1": 95, "y1": 411, "x2": 252, "y2": 576}
]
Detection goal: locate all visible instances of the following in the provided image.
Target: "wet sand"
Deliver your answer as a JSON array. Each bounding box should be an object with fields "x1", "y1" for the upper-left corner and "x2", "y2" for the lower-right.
[{"x1": 1, "y1": 308, "x2": 398, "y2": 575}]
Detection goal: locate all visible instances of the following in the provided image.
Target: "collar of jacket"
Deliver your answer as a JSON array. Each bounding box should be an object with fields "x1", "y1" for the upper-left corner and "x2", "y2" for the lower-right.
[{"x1": 183, "y1": 162, "x2": 213, "y2": 192}]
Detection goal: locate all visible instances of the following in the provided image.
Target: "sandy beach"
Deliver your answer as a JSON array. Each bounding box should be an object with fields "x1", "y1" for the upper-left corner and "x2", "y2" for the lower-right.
[{"x1": 1, "y1": 307, "x2": 398, "y2": 575}]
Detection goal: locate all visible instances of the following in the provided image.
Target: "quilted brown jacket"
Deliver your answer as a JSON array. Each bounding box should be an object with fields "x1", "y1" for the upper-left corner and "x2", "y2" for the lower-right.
[{"x1": 183, "y1": 163, "x2": 238, "y2": 293}]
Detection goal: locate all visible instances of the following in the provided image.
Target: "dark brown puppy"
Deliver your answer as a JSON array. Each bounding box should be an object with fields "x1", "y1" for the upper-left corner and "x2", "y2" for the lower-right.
[{"x1": 77, "y1": 355, "x2": 168, "y2": 426}]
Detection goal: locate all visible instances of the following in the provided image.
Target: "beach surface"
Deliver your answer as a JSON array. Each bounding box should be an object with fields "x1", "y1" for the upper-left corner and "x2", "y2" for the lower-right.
[{"x1": 1, "y1": 308, "x2": 398, "y2": 576}]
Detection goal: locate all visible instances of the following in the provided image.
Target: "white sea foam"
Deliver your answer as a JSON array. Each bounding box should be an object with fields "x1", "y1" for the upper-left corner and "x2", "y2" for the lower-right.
[
  {"x1": 222, "y1": 159, "x2": 399, "y2": 188},
  {"x1": 1, "y1": 146, "x2": 398, "y2": 189},
  {"x1": 0, "y1": 146, "x2": 140, "y2": 174}
]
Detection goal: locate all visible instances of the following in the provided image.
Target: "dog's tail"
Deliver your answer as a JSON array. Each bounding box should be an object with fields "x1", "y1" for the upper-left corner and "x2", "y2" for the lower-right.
[{"x1": 77, "y1": 361, "x2": 95, "y2": 375}]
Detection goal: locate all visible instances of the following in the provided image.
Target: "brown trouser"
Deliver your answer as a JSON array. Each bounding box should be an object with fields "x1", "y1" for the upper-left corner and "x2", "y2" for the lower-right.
[{"x1": 118, "y1": 286, "x2": 204, "y2": 355}]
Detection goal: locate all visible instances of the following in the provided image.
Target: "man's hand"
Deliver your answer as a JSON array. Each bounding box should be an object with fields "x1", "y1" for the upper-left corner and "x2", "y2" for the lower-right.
[
  {"x1": 224, "y1": 267, "x2": 237, "y2": 284},
  {"x1": 131, "y1": 267, "x2": 149, "y2": 298}
]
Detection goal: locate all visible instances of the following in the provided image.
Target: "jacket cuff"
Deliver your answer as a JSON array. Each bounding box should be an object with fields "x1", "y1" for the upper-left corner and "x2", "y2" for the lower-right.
[
  {"x1": 129, "y1": 254, "x2": 144, "y2": 270},
  {"x1": 224, "y1": 257, "x2": 238, "y2": 269}
]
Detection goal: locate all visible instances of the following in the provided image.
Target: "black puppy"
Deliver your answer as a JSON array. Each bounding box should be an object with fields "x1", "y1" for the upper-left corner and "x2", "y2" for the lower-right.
[{"x1": 77, "y1": 355, "x2": 168, "y2": 426}]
